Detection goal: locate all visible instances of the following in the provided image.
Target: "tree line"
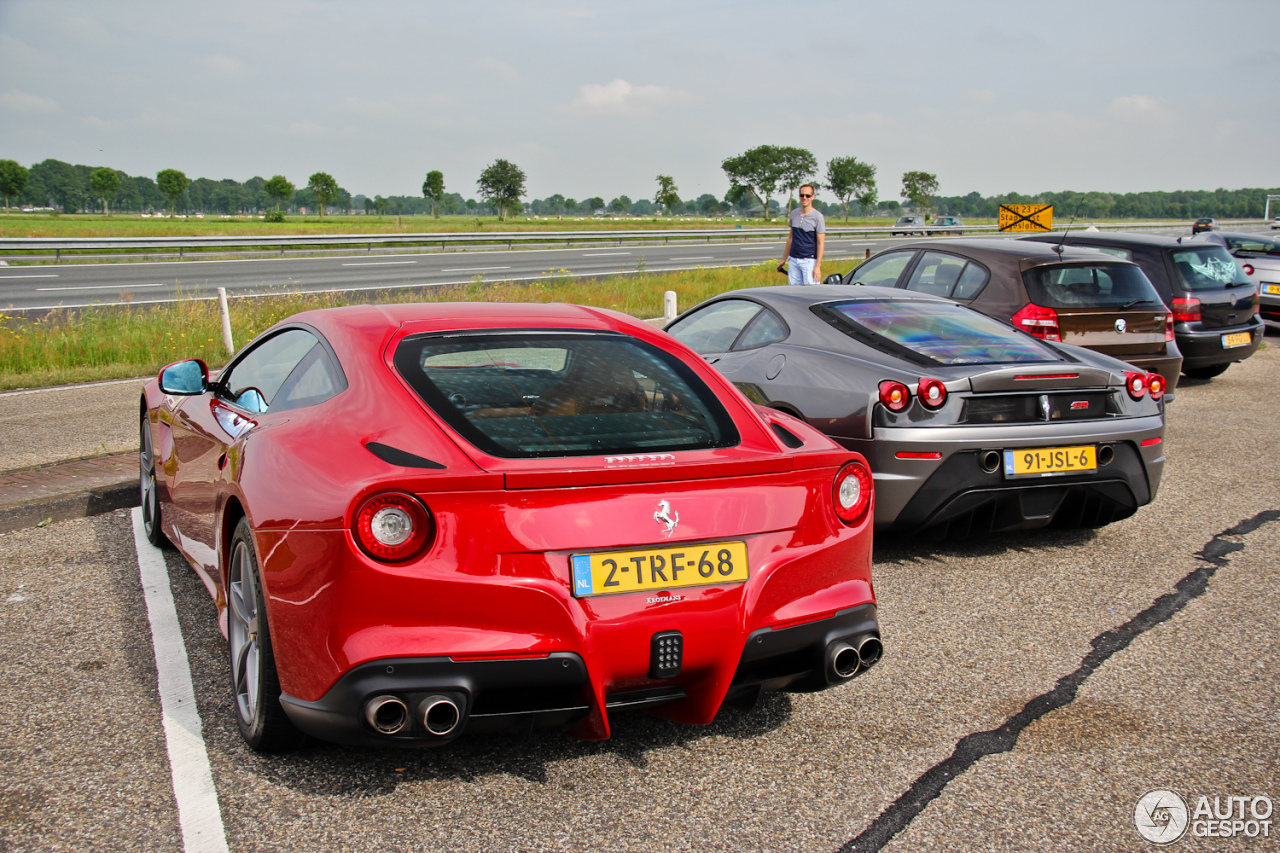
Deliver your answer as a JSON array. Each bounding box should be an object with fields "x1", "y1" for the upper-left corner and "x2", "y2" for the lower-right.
[{"x1": 1, "y1": 155, "x2": 1275, "y2": 221}]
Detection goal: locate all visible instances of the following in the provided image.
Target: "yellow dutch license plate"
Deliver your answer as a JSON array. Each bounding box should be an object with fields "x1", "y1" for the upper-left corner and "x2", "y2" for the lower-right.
[
  {"x1": 1222, "y1": 331, "x2": 1252, "y2": 348},
  {"x1": 571, "y1": 541, "x2": 748, "y2": 598},
  {"x1": 1262, "y1": 283, "x2": 1280, "y2": 295},
  {"x1": 1003, "y1": 445, "x2": 1096, "y2": 478}
]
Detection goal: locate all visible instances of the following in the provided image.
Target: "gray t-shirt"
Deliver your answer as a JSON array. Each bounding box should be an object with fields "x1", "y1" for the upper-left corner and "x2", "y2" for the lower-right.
[{"x1": 788, "y1": 208, "x2": 826, "y2": 258}]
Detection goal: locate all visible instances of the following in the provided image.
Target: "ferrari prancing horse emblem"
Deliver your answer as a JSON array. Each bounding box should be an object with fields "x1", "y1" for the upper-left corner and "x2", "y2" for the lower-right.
[{"x1": 654, "y1": 500, "x2": 680, "y2": 537}]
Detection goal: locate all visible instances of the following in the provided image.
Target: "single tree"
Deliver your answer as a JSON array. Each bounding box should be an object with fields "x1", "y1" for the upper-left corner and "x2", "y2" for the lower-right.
[
  {"x1": 901, "y1": 171, "x2": 939, "y2": 215},
  {"x1": 608, "y1": 195, "x2": 631, "y2": 214},
  {"x1": 825, "y1": 157, "x2": 877, "y2": 222},
  {"x1": 374, "y1": 195, "x2": 387, "y2": 217},
  {"x1": 585, "y1": 196, "x2": 605, "y2": 214},
  {"x1": 777, "y1": 147, "x2": 818, "y2": 215},
  {"x1": 422, "y1": 170, "x2": 445, "y2": 218},
  {"x1": 476, "y1": 159, "x2": 526, "y2": 221},
  {"x1": 156, "y1": 168, "x2": 189, "y2": 215},
  {"x1": 89, "y1": 167, "x2": 122, "y2": 215},
  {"x1": 654, "y1": 175, "x2": 680, "y2": 216},
  {"x1": 263, "y1": 175, "x2": 295, "y2": 212},
  {"x1": 306, "y1": 172, "x2": 338, "y2": 219},
  {"x1": 721, "y1": 145, "x2": 789, "y2": 221},
  {"x1": 0, "y1": 159, "x2": 29, "y2": 210}
]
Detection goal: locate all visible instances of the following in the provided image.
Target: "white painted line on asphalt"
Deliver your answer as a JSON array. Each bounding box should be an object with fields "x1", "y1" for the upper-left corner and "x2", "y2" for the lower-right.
[
  {"x1": 0, "y1": 376, "x2": 146, "y2": 397},
  {"x1": 37, "y1": 283, "x2": 167, "y2": 291},
  {"x1": 340, "y1": 261, "x2": 418, "y2": 266},
  {"x1": 440, "y1": 266, "x2": 511, "y2": 272},
  {"x1": 131, "y1": 508, "x2": 229, "y2": 853},
  {"x1": 740, "y1": 246, "x2": 780, "y2": 250},
  {"x1": 0, "y1": 273, "x2": 58, "y2": 279},
  {"x1": 670, "y1": 256, "x2": 714, "y2": 261},
  {"x1": 581, "y1": 252, "x2": 631, "y2": 257}
]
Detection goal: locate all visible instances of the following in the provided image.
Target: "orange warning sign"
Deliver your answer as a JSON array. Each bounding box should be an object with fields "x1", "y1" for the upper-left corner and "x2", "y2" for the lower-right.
[{"x1": 998, "y1": 204, "x2": 1053, "y2": 232}]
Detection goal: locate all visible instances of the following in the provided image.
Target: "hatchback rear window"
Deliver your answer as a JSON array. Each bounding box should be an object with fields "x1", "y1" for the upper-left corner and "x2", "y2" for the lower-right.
[
  {"x1": 394, "y1": 332, "x2": 738, "y2": 458},
  {"x1": 823, "y1": 299, "x2": 1060, "y2": 365},
  {"x1": 1222, "y1": 235, "x2": 1280, "y2": 256},
  {"x1": 1171, "y1": 246, "x2": 1251, "y2": 291},
  {"x1": 1023, "y1": 263, "x2": 1163, "y2": 309}
]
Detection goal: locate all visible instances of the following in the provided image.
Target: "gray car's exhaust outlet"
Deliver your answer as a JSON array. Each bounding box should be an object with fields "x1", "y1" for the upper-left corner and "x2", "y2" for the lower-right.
[
  {"x1": 980, "y1": 450, "x2": 1002, "y2": 474},
  {"x1": 363, "y1": 695, "x2": 410, "y2": 735}
]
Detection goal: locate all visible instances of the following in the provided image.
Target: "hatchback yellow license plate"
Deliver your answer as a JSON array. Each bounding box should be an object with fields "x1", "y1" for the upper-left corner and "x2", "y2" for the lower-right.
[
  {"x1": 1003, "y1": 446, "x2": 1096, "y2": 477},
  {"x1": 1262, "y1": 283, "x2": 1280, "y2": 295},
  {"x1": 571, "y1": 541, "x2": 748, "y2": 597},
  {"x1": 1222, "y1": 331, "x2": 1252, "y2": 348}
]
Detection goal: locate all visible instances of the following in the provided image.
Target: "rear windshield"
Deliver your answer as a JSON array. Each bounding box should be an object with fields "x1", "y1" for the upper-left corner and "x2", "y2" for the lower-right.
[
  {"x1": 1023, "y1": 263, "x2": 1163, "y2": 309},
  {"x1": 825, "y1": 299, "x2": 1060, "y2": 365},
  {"x1": 394, "y1": 332, "x2": 738, "y2": 458},
  {"x1": 1222, "y1": 234, "x2": 1280, "y2": 256},
  {"x1": 1171, "y1": 245, "x2": 1252, "y2": 291}
]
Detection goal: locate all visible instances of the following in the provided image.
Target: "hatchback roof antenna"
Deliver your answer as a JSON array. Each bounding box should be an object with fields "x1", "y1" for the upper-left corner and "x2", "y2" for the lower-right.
[{"x1": 1054, "y1": 198, "x2": 1084, "y2": 255}]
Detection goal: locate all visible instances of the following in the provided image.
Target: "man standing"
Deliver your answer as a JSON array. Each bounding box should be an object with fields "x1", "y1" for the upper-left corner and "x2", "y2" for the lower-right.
[{"x1": 778, "y1": 184, "x2": 825, "y2": 285}]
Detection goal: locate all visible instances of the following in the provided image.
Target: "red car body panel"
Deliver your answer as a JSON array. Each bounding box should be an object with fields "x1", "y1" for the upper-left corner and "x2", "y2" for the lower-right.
[{"x1": 143, "y1": 302, "x2": 878, "y2": 745}]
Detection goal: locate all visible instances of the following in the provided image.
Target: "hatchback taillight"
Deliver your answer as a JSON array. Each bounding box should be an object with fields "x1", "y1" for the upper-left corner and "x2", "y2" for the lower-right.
[
  {"x1": 353, "y1": 491, "x2": 433, "y2": 562},
  {"x1": 1011, "y1": 303, "x2": 1061, "y2": 341},
  {"x1": 1147, "y1": 373, "x2": 1166, "y2": 401},
  {"x1": 832, "y1": 461, "x2": 873, "y2": 525},
  {"x1": 879, "y1": 380, "x2": 910, "y2": 412},
  {"x1": 917, "y1": 377, "x2": 947, "y2": 409},
  {"x1": 1164, "y1": 313, "x2": 1174, "y2": 342},
  {"x1": 1171, "y1": 296, "x2": 1201, "y2": 323},
  {"x1": 1125, "y1": 371, "x2": 1148, "y2": 400}
]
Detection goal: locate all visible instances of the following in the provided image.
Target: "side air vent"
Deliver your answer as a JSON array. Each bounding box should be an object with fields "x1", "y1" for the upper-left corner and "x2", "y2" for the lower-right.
[
  {"x1": 770, "y1": 422, "x2": 805, "y2": 448},
  {"x1": 364, "y1": 441, "x2": 447, "y2": 470}
]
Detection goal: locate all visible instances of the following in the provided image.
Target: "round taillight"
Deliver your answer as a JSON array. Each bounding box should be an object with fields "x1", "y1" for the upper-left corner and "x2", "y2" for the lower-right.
[
  {"x1": 832, "y1": 461, "x2": 873, "y2": 525},
  {"x1": 353, "y1": 492, "x2": 433, "y2": 562},
  {"x1": 1147, "y1": 373, "x2": 1166, "y2": 401},
  {"x1": 1124, "y1": 371, "x2": 1147, "y2": 400},
  {"x1": 917, "y1": 377, "x2": 947, "y2": 409},
  {"x1": 1242, "y1": 263, "x2": 1255, "y2": 276},
  {"x1": 879, "y1": 380, "x2": 911, "y2": 412}
]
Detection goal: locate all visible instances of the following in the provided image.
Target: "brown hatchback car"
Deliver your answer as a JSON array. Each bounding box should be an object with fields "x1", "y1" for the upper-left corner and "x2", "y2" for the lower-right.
[{"x1": 827, "y1": 239, "x2": 1183, "y2": 395}]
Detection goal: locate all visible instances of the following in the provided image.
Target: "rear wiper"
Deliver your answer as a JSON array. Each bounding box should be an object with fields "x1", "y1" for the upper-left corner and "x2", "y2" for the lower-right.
[{"x1": 1120, "y1": 298, "x2": 1158, "y2": 309}]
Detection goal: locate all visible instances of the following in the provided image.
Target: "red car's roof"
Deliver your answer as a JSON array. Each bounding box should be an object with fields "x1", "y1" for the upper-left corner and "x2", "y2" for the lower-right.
[{"x1": 289, "y1": 301, "x2": 646, "y2": 336}]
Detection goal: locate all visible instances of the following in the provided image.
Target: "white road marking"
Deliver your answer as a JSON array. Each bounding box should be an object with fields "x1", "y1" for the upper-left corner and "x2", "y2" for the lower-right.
[
  {"x1": 581, "y1": 252, "x2": 631, "y2": 257},
  {"x1": 340, "y1": 261, "x2": 418, "y2": 266},
  {"x1": 0, "y1": 376, "x2": 146, "y2": 397},
  {"x1": 670, "y1": 256, "x2": 714, "y2": 261},
  {"x1": 0, "y1": 273, "x2": 59, "y2": 279},
  {"x1": 131, "y1": 508, "x2": 229, "y2": 853},
  {"x1": 37, "y1": 283, "x2": 167, "y2": 291},
  {"x1": 740, "y1": 246, "x2": 780, "y2": 250},
  {"x1": 440, "y1": 266, "x2": 511, "y2": 272}
]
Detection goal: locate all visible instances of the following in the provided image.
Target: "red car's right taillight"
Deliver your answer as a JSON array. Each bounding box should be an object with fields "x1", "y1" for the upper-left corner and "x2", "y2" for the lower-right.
[
  {"x1": 1147, "y1": 373, "x2": 1166, "y2": 401},
  {"x1": 878, "y1": 380, "x2": 911, "y2": 412},
  {"x1": 353, "y1": 491, "x2": 434, "y2": 562},
  {"x1": 832, "y1": 461, "x2": 873, "y2": 525},
  {"x1": 1011, "y1": 303, "x2": 1062, "y2": 341}
]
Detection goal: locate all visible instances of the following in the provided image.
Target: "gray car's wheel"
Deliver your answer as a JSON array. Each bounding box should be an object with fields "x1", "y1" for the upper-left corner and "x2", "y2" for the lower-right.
[
  {"x1": 139, "y1": 409, "x2": 167, "y2": 548},
  {"x1": 228, "y1": 517, "x2": 304, "y2": 752},
  {"x1": 1182, "y1": 363, "x2": 1230, "y2": 379}
]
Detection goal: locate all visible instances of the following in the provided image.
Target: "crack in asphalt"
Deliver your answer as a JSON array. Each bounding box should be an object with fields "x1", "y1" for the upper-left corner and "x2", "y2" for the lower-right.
[{"x1": 837, "y1": 509, "x2": 1280, "y2": 853}]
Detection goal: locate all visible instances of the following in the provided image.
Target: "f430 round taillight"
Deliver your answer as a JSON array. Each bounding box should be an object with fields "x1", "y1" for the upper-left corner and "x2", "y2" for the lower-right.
[
  {"x1": 353, "y1": 491, "x2": 433, "y2": 562},
  {"x1": 917, "y1": 377, "x2": 947, "y2": 409},
  {"x1": 1124, "y1": 371, "x2": 1148, "y2": 400},
  {"x1": 1242, "y1": 263, "x2": 1255, "y2": 276},
  {"x1": 832, "y1": 461, "x2": 873, "y2": 525},
  {"x1": 879, "y1": 380, "x2": 910, "y2": 412},
  {"x1": 1147, "y1": 372, "x2": 1166, "y2": 401}
]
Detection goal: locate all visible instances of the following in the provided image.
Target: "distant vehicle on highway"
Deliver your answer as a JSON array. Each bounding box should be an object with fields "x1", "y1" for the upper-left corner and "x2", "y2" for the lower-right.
[
  {"x1": 1192, "y1": 230, "x2": 1280, "y2": 329},
  {"x1": 928, "y1": 216, "x2": 964, "y2": 235},
  {"x1": 1021, "y1": 231, "x2": 1263, "y2": 379},
  {"x1": 1191, "y1": 217, "x2": 1217, "y2": 234},
  {"x1": 825, "y1": 238, "x2": 1183, "y2": 395},
  {"x1": 890, "y1": 215, "x2": 926, "y2": 236}
]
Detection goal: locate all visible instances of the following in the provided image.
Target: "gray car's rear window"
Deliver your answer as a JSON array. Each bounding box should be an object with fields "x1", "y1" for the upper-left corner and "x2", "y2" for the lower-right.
[
  {"x1": 394, "y1": 331, "x2": 738, "y2": 458},
  {"x1": 826, "y1": 299, "x2": 1060, "y2": 365},
  {"x1": 1023, "y1": 263, "x2": 1164, "y2": 308},
  {"x1": 1171, "y1": 246, "x2": 1254, "y2": 291}
]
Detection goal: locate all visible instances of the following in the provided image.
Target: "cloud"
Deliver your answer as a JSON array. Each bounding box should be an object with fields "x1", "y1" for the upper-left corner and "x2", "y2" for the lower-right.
[
  {"x1": 0, "y1": 90, "x2": 61, "y2": 114},
  {"x1": 1107, "y1": 95, "x2": 1172, "y2": 121},
  {"x1": 568, "y1": 79, "x2": 694, "y2": 116}
]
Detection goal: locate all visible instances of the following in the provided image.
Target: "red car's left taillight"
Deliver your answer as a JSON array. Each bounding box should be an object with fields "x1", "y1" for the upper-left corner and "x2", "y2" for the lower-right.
[
  {"x1": 353, "y1": 491, "x2": 434, "y2": 562},
  {"x1": 832, "y1": 461, "x2": 873, "y2": 525}
]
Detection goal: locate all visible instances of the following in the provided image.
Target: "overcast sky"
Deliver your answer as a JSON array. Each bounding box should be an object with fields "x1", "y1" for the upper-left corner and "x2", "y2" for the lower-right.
[{"x1": 2, "y1": 0, "x2": 1278, "y2": 203}]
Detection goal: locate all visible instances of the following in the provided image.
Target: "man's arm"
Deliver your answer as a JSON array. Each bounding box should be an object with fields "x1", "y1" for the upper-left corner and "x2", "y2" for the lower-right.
[
  {"x1": 779, "y1": 228, "x2": 794, "y2": 270},
  {"x1": 813, "y1": 232, "x2": 825, "y2": 282}
]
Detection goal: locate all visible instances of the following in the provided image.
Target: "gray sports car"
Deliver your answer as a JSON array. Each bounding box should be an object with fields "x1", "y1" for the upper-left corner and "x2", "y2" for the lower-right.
[{"x1": 666, "y1": 285, "x2": 1167, "y2": 536}]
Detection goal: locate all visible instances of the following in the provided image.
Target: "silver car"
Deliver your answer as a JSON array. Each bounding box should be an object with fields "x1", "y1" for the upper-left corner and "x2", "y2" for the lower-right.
[{"x1": 1192, "y1": 231, "x2": 1280, "y2": 329}]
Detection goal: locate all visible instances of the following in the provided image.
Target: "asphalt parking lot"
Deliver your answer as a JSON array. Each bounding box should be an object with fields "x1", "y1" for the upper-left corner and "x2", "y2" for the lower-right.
[{"x1": 1, "y1": 339, "x2": 1277, "y2": 852}]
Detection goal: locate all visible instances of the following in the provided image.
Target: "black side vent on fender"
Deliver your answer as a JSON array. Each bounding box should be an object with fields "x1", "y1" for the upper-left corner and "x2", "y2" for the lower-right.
[
  {"x1": 770, "y1": 422, "x2": 805, "y2": 448},
  {"x1": 364, "y1": 442, "x2": 447, "y2": 469}
]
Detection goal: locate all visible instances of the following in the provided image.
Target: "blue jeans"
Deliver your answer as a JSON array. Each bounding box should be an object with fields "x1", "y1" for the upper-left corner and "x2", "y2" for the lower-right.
[{"x1": 787, "y1": 256, "x2": 816, "y2": 285}]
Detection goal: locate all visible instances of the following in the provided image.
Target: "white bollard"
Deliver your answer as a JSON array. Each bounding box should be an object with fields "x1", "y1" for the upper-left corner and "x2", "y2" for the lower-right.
[
  {"x1": 663, "y1": 290, "x2": 678, "y2": 322},
  {"x1": 217, "y1": 287, "x2": 235, "y2": 354}
]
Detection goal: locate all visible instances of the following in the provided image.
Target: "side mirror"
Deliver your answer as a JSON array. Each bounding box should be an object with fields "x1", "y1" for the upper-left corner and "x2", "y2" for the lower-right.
[
  {"x1": 158, "y1": 359, "x2": 208, "y2": 395},
  {"x1": 233, "y1": 387, "x2": 268, "y2": 414},
  {"x1": 823, "y1": 273, "x2": 845, "y2": 285}
]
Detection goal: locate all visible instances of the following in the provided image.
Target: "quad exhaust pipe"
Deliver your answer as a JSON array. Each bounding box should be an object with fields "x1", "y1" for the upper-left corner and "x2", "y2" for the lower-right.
[
  {"x1": 826, "y1": 635, "x2": 884, "y2": 681},
  {"x1": 362, "y1": 693, "x2": 465, "y2": 738}
]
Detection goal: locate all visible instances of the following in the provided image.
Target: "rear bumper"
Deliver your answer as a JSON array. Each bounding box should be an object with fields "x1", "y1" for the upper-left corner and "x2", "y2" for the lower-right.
[{"x1": 1176, "y1": 318, "x2": 1264, "y2": 369}]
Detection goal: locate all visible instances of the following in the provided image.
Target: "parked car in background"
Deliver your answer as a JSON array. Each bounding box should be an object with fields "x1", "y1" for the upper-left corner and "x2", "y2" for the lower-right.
[
  {"x1": 890, "y1": 215, "x2": 926, "y2": 236},
  {"x1": 667, "y1": 285, "x2": 1167, "y2": 537},
  {"x1": 1021, "y1": 232, "x2": 1263, "y2": 378},
  {"x1": 825, "y1": 239, "x2": 1183, "y2": 395},
  {"x1": 1192, "y1": 230, "x2": 1280, "y2": 329},
  {"x1": 1192, "y1": 217, "x2": 1217, "y2": 234},
  {"x1": 1270, "y1": 217, "x2": 1280, "y2": 230},
  {"x1": 928, "y1": 216, "x2": 965, "y2": 235},
  {"x1": 141, "y1": 302, "x2": 880, "y2": 751}
]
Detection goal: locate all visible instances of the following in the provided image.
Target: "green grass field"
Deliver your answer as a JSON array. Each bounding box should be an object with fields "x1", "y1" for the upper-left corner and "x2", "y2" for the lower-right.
[{"x1": 0, "y1": 260, "x2": 829, "y2": 390}]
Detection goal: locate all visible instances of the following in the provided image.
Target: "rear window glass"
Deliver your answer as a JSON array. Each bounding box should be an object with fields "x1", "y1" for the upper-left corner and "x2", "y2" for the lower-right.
[
  {"x1": 1171, "y1": 246, "x2": 1251, "y2": 291},
  {"x1": 394, "y1": 332, "x2": 738, "y2": 458},
  {"x1": 1223, "y1": 235, "x2": 1280, "y2": 256},
  {"x1": 825, "y1": 299, "x2": 1060, "y2": 365},
  {"x1": 1023, "y1": 263, "x2": 1163, "y2": 309}
]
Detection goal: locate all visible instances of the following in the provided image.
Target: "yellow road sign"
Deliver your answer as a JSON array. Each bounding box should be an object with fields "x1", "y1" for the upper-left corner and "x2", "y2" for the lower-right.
[{"x1": 998, "y1": 204, "x2": 1053, "y2": 232}]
